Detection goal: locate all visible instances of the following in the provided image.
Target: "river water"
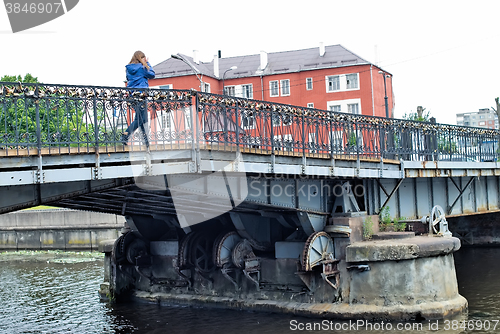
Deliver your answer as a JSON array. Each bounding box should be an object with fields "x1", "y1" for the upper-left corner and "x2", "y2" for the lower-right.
[{"x1": 0, "y1": 247, "x2": 498, "y2": 334}]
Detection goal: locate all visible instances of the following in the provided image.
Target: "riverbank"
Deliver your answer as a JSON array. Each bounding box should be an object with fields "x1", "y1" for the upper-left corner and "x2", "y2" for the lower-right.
[
  {"x1": 0, "y1": 249, "x2": 104, "y2": 263},
  {"x1": 0, "y1": 209, "x2": 123, "y2": 250}
]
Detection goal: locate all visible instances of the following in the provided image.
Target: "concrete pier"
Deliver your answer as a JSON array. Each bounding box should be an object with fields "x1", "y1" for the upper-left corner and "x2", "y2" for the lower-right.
[{"x1": 100, "y1": 215, "x2": 467, "y2": 321}]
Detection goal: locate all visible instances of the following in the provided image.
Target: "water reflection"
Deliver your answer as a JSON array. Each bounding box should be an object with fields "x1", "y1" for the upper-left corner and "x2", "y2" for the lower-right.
[{"x1": 0, "y1": 248, "x2": 499, "y2": 333}]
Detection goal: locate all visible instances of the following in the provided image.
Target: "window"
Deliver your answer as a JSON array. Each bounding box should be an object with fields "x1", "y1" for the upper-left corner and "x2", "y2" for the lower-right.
[
  {"x1": 202, "y1": 82, "x2": 210, "y2": 93},
  {"x1": 241, "y1": 112, "x2": 255, "y2": 129},
  {"x1": 346, "y1": 74, "x2": 358, "y2": 89},
  {"x1": 273, "y1": 134, "x2": 293, "y2": 152},
  {"x1": 307, "y1": 103, "x2": 314, "y2": 108},
  {"x1": 161, "y1": 111, "x2": 171, "y2": 129},
  {"x1": 242, "y1": 84, "x2": 253, "y2": 98},
  {"x1": 151, "y1": 84, "x2": 173, "y2": 90},
  {"x1": 306, "y1": 78, "x2": 313, "y2": 90},
  {"x1": 272, "y1": 114, "x2": 281, "y2": 127},
  {"x1": 329, "y1": 105, "x2": 341, "y2": 113},
  {"x1": 184, "y1": 107, "x2": 192, "y2": 128},
  {"x1": 280, "y1": 79, "x2": 290, "y2": 96},
  {"x1": 224, "y1": 86, "x2": 235, "y2": 96},
  {"x1": 326, "y1": 73, "x2": 359, "y2": 92},
  {"x1": 327, "y1": 99, "x2": 360, "y2": 115},
  {"x1": 348, "y1": 103, "x2": 360, "y2": 114},
  {"x1": 327, "y1": 76, "x2": 340, "y2": 92},
  {"x1": 330, "y1": 130, "x2": 344, "y2": 151},
  {"x1": 309, "y1": 133, "x2": 317, "y2": 153},
  {"x1": 270, "y1": 81, "x2": 279, "y2": 97}
]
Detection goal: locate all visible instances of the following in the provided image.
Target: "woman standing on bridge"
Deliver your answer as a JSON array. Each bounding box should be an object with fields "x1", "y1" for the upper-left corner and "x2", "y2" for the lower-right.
[{"x1": 121, "y1": 50, "x2": 155, "y2": 147}]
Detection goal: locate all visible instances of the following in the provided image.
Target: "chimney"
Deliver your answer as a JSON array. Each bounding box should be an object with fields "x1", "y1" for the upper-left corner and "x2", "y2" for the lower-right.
[
  {"x1": 260, "y1": 50, "x2": 268, "y2": 70},
  {"x1": 319, "y1": 42, "x2": 325, "y2": 57},
  {"x1": 193, "y1": 50, "x2": 199, "y2": 64},
  {"x1": 213, "y1": 54, "x2": 219, "y2": 78}
]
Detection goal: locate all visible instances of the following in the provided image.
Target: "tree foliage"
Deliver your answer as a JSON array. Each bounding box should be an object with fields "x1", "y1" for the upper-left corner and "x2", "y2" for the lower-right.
[
  {"x1": 0, "y1": 74, "x2": 89, "y2": 146},
  {"x1": 402, "y1": 106, "x2": 431, "y2": 122},
  {"x1": 1, "y1": 73, "x2": 39, "y2": 83}
]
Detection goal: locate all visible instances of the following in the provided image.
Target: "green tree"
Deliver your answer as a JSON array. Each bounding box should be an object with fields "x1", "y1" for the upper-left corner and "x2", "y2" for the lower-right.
[
  {"x1": 0, "y1": 74, "x2": 90, "y2": 147},
  {"x1": 402, "y1": 106, "x2": 431, "y2": 122},
  {"x1": 1, "y1": 73, "x2": 38, "y2": 83}
]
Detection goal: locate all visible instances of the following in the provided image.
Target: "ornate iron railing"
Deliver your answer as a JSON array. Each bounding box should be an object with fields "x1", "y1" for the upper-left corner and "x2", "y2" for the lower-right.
[{"x1": 1, "y1": 81, "x2": 498, "y2": 162}]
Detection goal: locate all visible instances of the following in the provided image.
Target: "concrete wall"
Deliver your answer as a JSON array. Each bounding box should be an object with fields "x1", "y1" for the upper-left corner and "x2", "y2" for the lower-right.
[{"x1": 0, "y1": 209, "x2": 123, "y2": 250}]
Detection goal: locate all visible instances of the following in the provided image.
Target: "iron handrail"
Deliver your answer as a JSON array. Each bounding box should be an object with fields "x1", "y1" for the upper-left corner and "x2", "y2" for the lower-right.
[{"x1": 0, "y1": 81, "x2": 498, "y2": 162}]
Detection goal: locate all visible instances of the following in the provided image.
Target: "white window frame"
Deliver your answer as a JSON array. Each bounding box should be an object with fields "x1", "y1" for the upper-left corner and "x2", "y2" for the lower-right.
[
  {"x1": 202, "y1": 82, "x2": 211, "y2": 93},
  {"x1": 329, "y1": 104, "x2": 341, "y2": 113},
  {"x1": 326, "y1": 75, "x2": 340, "y2": 92},
  {"x1": 242, "y1": 84, "x2": 253, "y2": 99},
  {"x1": 347, "y1": 103, "x2": 360, "y2": 115},
  {"x1": 270, "y1": 80, "x2": 279, "y2": 97},
  {"x1": 151, "y1": 84, "x2": 173, "y2": 90},
  {"x1": 346, "y1": 73, "x2": 359, "y2": 90},
  {"x1": 307, "y1": 103, "x2": 314, "y2": 108},
  {"x1": 327, "y1": 99, "x2": 361, "y2": 115},
  {"x1": 241, "y1": 111, "x2": 256, "y2": 130},
  {"x1": 224, "y1": 86, "x2": 236, "y2": 96},
  {"x1": 280, "y1": 79, "x2": 290, "y2": 96},
  {"x1": 161, "y1": 110, "x2": 172, "y2": 130},
  {"x1": 273, "y1": 134, "x2": 293, "y2": 152},
  {"x1": 309, "y1": 132, "x2": 317, "y2": 153},
  {"x1": 306, "y1": 77, "x2": 313, "y2": 90},
  {"x1": 326, "y1": 73, "x2": 360, "y2": 93}
]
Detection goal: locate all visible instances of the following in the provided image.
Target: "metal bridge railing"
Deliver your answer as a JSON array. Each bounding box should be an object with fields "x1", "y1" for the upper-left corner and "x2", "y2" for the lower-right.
[{"x1": 1, "y1": 81, "x2": 499, "y2": 162}]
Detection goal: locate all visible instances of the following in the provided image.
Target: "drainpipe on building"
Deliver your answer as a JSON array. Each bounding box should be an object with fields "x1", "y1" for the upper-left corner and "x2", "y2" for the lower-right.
[
  {"x1": 260, "y1": 74, "x2": 264, "y2": 101},
  {"x1": 370, "y1": 65, "x2": 375, "y2": 116}
]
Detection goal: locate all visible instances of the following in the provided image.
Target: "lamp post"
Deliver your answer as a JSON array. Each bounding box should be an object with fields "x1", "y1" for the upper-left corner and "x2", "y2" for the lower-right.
[
  {"x1": 222, "y1": 66, "x2": 237, "y2": 95},
  {"x1": 378, "y1": 71, "x2": 391, "y2": 118},
  {"x1": 171, "y1": 54, "x2": 204, "y2": 92}
]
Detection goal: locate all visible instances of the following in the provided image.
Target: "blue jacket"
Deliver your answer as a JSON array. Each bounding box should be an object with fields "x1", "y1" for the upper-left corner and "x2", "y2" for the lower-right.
[{"x1": 125, "y1": 62, "x2": 155, "y2": 88}]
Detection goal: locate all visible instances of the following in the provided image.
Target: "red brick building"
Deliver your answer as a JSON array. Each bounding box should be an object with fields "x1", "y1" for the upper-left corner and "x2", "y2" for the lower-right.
[{"x1": 150, "y1": 44, "x2": 394, "y2": 118}]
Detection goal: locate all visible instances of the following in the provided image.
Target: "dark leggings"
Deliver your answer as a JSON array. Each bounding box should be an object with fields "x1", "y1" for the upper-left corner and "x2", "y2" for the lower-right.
[{"x1": 125, "y1": 101, "x2": 149, "y2": 147}]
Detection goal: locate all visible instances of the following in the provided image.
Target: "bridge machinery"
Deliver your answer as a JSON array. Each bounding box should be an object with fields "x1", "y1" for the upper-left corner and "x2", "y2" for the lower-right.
[
  {"x1": 107, "y1": 169, "x2": 366, "y2": 304},
  {"x1": 0, "y1": 82, "x2": 494, "y2": 316}
]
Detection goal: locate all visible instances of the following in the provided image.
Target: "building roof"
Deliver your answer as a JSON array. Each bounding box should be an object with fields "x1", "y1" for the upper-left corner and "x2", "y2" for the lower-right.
[{"x1": 153, "y1": 45, "x2": 375, "y2": 80}]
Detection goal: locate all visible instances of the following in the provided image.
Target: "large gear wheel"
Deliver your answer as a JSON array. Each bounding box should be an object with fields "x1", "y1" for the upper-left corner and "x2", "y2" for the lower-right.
[
  {"x1": 430, "y1": 205, "x2": 446, "y2": 234},
  {"x1": 301, "y1": 231, "x2": 334, "y2": 271},
  {"x1": 213, "y1": 231, "x2": 242, "y2": 268},
  {"x1": 178, "y1": 232, "x2": 198, "y2": 269},
  {"x1": 112, "y1": 231, "x2": 134, "y2": 265},
  {"x1": 191, "y1": 232, "x2": 216, "y2": 273},
  {"x1": 232, "y1": 239, "x2": 254, "y2": 269}
]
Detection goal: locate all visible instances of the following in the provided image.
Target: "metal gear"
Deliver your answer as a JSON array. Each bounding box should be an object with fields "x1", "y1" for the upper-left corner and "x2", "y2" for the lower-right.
[
  {"x1": 178, "y1": 232, "x2": 198, "y2": 269},
  {"x1": 112, "y1": 231, "x2": 135, "y2": 265},
  {"x1": 301, "y1": 231, "x2": 335, "y2": 271},
  {"x1": 430, "y1": 205, "x2": 446, "y2": 234},
  {"x1": 213, "y1": 231, "x2": 242, "y2": 268},
  {"x1": 232, "y1": 239, "x2": 254, "y2": 269},
  {"x1": 190, "y1": 232, "x2": 216, "y2": 273},
  {"x1": 126, "y1": 238, "x2": 148, "y2": 265}
]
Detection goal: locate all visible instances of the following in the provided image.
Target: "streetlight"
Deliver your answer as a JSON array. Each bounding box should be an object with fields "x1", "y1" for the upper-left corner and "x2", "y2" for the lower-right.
[
  {"x1": 222, "y1": 66, "x2": 237, "y2": 95},
  {"x1": 171, "y1": 54, "x2": 204, "y2": 92},
  {"x1": 378, "y1": 71, "x2": 391, "y2": 118}
]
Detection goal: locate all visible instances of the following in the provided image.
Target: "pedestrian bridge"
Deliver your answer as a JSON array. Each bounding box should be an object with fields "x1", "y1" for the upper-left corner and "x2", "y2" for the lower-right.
[{"x1": 1, "y1": 82, "x2": 499, "y2": 226}]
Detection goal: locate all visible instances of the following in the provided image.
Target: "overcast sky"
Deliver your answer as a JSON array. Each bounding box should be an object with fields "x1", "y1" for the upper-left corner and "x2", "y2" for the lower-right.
[{"x1": 1, "y1": 0, "x2": 499, "y2": 124}]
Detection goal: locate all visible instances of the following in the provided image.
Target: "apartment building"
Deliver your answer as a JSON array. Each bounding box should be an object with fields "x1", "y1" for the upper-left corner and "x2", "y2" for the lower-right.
[
  {"x1": 150, "y1": 44, "x2": 394, "y2": 118},
  {"x1": 456, "y1": 108, "x2": 498, "y2": 129}
]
